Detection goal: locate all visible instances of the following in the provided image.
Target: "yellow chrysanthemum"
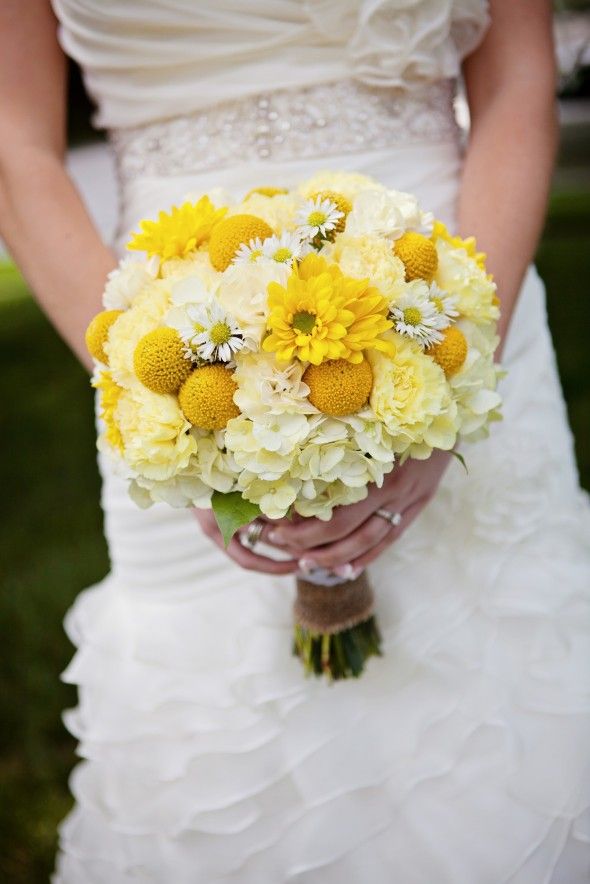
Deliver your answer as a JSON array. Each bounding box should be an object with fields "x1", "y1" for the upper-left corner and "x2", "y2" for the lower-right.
[
  {"x1": 428, "y1": 326, "x2": 468, "y2": 377},
  {"x1": 432, "y1": 220, "x2": 487, "y2": 271},
  {"x1": 178, "y1": 364, "x2": 240, "y2": 430},
  {"x1": 85, "y1": 310, "x2": 123, "y2": 364},
  {"x1": 311, "y1": 190, "x2": 352, "y2": 235},
  {"x1": 303, "y1": 358, "x2": 373, "y2": 416},
  {"x1": 127, "y1": 197, "x2": 227, "y2": 260},
  {"x1": 92, "y1": 370, "x2": 124, "y2": 451},
  {"x1": 208, "y1": 214, "x2": 274, "y2": 271},
  {"x1": 245, "y1": 186, "x2": 289, "y2": 198},
  {"x1": 394, "y1": 232, "x2": 438, "y2": 283},
  {"x1": 263, "y1": 254, "x2": 393, "y2": 366},
  {"x1": 133, "y1": 328, "x2": 193, "y2": 394}
]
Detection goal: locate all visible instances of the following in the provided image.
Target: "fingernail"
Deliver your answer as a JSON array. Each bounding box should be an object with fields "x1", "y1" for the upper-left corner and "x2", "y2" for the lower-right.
[
  {"x1": 333, "y1": 564, "x2": 363, "y2": 580},
  {"x1": 269, "y1": 530, "x2": 284, "y2": 545},
  {"x1": 298, "y1": 558, "x2": 318, "y2": 574},
  {"x1": 333, "y1": 563, "x2": 354, "y2": 579}
]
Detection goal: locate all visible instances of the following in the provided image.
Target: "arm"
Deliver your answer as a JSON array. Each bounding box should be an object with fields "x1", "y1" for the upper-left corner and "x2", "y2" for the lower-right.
[
  {"x1": 459, "y1": 0, "x2": 558, "y2": 348},
  {"x1": 0, "y1": 0, "x2": 116, "y2": 369},
  {"x1": 261, "y1": 0, "x2": 558, "y2": 573}
]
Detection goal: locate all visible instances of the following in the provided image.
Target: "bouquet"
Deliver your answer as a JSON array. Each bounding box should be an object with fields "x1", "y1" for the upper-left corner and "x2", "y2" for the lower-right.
[{"x1": 86, "y1": 171, "x2": 503, "y2": 681}]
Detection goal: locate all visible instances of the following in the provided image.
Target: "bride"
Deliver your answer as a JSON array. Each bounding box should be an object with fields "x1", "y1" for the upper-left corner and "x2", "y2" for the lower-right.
[{"x1": 1, "y1": 1, "x2": 589, "y2": 881}]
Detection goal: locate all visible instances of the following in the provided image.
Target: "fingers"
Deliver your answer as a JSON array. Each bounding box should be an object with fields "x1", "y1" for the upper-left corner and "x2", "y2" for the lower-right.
[
  {"x1": 265, "y1": 493, "x2": 388, "y2": 552},
  {"x1": 295, "y1": 511, "x2": 393, "y2": 571},
  {"x1": 349, "y1": 495, "x2": 429, "y2": 572},
  {"x1": 192, "y1": 509, "x2": 298, "y2": 575}
]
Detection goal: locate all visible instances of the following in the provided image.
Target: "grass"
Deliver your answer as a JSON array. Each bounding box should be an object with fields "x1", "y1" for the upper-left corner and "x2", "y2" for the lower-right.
[{"x1": 0, "y1": 193, "x2": 589, "y2": 883}]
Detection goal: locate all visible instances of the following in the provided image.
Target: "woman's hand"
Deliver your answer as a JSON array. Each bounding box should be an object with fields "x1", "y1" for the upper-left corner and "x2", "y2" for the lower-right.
[
  {"x1": 265, "y1": 450, "x2": 452, "y2": 577},
  {"x1": 191, "y1": 508, "x2": 299, "y2": 576}
]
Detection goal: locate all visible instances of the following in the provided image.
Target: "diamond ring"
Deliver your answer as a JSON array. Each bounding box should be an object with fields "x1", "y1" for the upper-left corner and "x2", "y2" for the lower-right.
[
  {"x1": 242, "y1": 519, "x2": 265, "y2": 550},
  {"x1": 376, "y1": 508, "x2": 403, "y2": 527}
]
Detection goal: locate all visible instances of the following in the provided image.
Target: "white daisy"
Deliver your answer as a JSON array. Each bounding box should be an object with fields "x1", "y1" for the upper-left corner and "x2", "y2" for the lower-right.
[
  {"x1": 390, "y1": 283, "x2": 444, "y2": 347},
  {"x1": 296, "y1": 196, "x2": 343, "y2": 241},
  {"x1": 178, "y1": 300, "x2": 245, "y2": 363},
  {"x1": 429, "y1": 283, "x2": 459, "y2": 329},
  {"x1": 261, "y1": 231, "x2": 307, "y2": 266},
  {"x1": 232, "y1": 237, "x2": 266, "y2": 265}
]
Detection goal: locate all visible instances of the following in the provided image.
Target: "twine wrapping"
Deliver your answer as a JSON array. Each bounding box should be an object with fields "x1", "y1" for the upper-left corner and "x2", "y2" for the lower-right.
[{"x1": 294, "y1": 571, "x2": 374, "y2": 634}]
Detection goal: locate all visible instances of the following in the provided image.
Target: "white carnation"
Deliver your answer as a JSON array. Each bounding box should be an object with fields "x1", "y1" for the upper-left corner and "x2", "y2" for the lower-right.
[
  {"x1": 103, "y1": 258, "x2": 157, "y2": 310},
  {"x1": 345, "y1": 189, "x2": 432, "y2": 240}
]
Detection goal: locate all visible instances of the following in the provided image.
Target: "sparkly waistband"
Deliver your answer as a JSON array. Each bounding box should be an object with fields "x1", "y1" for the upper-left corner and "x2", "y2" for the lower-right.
[{"x1": 109, "y1": 79, "x2": 459, "y2": 186}]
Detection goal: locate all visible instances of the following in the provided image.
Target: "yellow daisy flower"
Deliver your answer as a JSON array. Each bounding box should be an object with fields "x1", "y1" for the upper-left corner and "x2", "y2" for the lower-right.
[
  {"x1": 263, "y1": 254, "x2": 393, "y2": 365},
  {"x1": 127, "y1": 197, "x2": 227, "y2": 260}
]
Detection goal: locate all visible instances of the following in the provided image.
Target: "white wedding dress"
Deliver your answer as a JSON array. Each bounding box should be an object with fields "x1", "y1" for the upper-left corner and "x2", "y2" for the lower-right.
[{"x1": 51, "y1": 2, "x2": 590, "y2": 882}]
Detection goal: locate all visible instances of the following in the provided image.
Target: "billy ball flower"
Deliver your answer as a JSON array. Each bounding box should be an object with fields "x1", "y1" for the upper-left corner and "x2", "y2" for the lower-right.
[
  {"x1": 428, "y1": 326, "x2": 468, "y2": 377},
  {"x1": 127, "y1": 197, "x2": 227, "y2": 260},
  {"x1": 304, "y1": 358, "x2": 373, "y2": 416},
  {"x1": 208, "y1": 214, "x2": 274, "y2": 271},
  {"x1": 394, "y1": 231, "x2": 438, "y2": 283},
  {"x1": 178, "y1": 364, "x2": 240, "y2": 430},
  {"x1": 85, "y1": 309, "x2": 123, "y2": 364},
  {"x1": 133, "y1": 328, "x2": 193, "y2": 394}
]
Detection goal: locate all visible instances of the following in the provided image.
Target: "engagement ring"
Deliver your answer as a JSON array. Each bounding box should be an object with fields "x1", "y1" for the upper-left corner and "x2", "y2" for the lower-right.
[
  {"x1": 242, "y1": 519, "x2": 264, "y2": 550},
  {"x1": 376, "y1": 508, "x2": 403, "y2": 527}
]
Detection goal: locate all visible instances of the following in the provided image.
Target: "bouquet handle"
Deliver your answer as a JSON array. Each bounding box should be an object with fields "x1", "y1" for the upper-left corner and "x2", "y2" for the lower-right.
[{"x1": 293, "y1": 571, "x2": 382, "y2": 680}]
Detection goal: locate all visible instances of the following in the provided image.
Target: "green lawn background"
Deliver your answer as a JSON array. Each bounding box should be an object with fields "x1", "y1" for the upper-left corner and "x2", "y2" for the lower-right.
[{"x1": 1, "y1": 185, "x2": 589, "y2": 881}]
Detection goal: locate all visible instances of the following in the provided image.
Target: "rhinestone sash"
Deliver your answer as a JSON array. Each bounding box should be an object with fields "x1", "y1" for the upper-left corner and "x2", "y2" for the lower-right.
[{"x1": 110, "y1": 79, "x2": 459, "y2": 185}]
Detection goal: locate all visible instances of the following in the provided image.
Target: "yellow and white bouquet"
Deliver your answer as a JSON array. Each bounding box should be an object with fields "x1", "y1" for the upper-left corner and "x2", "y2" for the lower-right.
[{"x1": 86, "y1": 171, "x2": 503, "y2": 681}]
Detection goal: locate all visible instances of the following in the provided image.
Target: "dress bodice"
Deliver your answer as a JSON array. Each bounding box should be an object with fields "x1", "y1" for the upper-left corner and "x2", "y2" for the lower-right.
[{"x1": 51, "y1": 0, "x2": 489, "y2": 129}]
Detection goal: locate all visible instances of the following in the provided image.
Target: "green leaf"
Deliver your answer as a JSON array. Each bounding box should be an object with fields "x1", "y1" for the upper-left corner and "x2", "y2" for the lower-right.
[
  {"x1": 211, "y1": 491, "x2": 262, "y2": 547},
  {"x1": 450, "y1": 449, "x2": 469, "y2": 474}
]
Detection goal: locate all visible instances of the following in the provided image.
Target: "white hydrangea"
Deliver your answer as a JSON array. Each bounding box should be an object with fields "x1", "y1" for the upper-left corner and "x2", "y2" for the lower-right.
[
  {"x1": 238, "y1": 475, "x2": 301, "y2": 519},
  {"x1": 224, "y1": 416, "x2": 295, "y2": 481},
  {"x1": 451, "y1": 320, "x2": 503, "y2": 441}
]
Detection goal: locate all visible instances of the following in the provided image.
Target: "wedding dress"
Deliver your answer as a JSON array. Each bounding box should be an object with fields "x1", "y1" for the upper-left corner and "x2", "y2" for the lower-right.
[{"x1": 51, "y1": 2, "x2": 590, "y2": 882}]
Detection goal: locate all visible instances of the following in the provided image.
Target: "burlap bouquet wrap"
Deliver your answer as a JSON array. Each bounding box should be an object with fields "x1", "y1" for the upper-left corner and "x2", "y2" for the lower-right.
[
  {"x1": 292, "y1": 572, "x2": 382, "y2": 680},
  {"x1": 294, "y1": 573, "x2": 374, "y2": 634}
]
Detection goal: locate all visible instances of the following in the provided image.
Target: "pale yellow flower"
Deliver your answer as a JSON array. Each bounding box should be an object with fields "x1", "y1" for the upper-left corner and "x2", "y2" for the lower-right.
[
  {"x1": 435, "y1": 240, "x2": 499, "y2": 325},
  {"x1": 233, "y1": 192, "x2": 299, "y2": 233},
  {"x1": 369, "y1": 333, "x2": 458, "y2": 457},
  {"x1": 115, "y1": 382, "x2": 197, "y2": 481},
  {"x1": 106, "y1": 281, "x2": 171, "y2": 387},
  {"x1": 328, "y1": 235, "x2": 406, "y2": 298},
  {"x1": 298, "y1": 171, "x2": 380, "y2": 202}
]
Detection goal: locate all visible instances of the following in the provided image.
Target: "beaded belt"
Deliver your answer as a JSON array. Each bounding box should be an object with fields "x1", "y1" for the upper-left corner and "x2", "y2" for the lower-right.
[{"x1": 109, "y1": 79, "x2": 459, "y2": 186}]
